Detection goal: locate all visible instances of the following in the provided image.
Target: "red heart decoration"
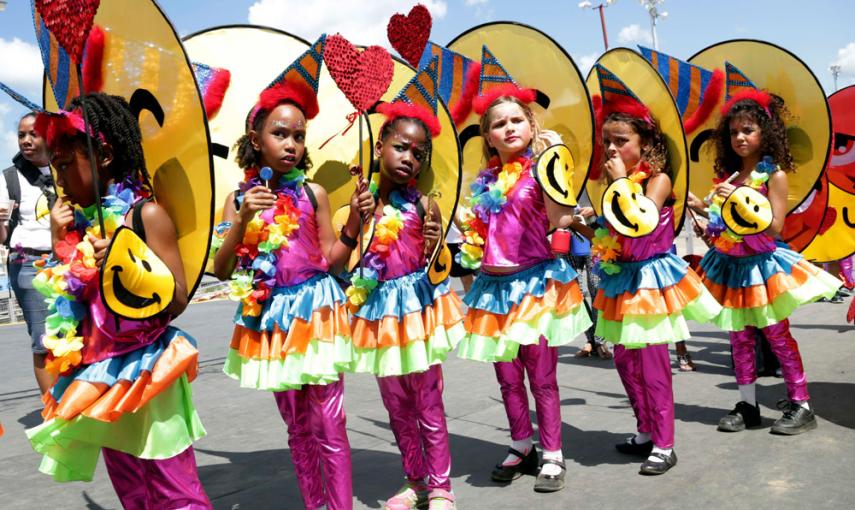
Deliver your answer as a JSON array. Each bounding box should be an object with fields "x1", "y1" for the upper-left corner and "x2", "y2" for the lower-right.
[
  {"x1": 325, "y1": 34, "x2": 394, "y2": 113},
  {"x1": 35, "y1": 0, "x2": 101, "y2": 63},
  {"x1": 387, "y1": 4, "x2": 432, "y2": 68}
]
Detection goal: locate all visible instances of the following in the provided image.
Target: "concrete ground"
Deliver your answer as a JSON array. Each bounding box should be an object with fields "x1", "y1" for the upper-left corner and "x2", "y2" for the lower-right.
[{"x1": 1, "y1": 293, "x2": 853, "y2": 509}]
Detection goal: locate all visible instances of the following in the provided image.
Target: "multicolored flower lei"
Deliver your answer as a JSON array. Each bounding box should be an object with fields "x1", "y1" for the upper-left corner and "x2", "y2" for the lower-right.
[
  {"x1": 705, "y1": 156, "x2": 778, "y2": 253},
  {"x1": 456, "y1": 153, "x2": 532, "y2": 270},
  {"x1": 346, "y1": 179, "x2": 420, "y2": 310},
  {"x1": 591, "y1": 169, "x2": 650, "y2": 275},
  {"x1": 32, "y1": 181, "x2": 147, "y2": 375},
  {"x1": 228, "y1": 167, "x2": 305, "y2": 317}
]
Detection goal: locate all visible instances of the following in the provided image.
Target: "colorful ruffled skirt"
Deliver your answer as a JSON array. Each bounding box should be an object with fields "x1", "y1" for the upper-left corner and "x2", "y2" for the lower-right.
[
  {"x1": 351, "y1": 269, "x2": 464, "y2": 377},
  {"x1": 457, "y1": 258, "x2": 592, "y2": 362},
  {"x1": 225, "y1": 272, "x2": 353, "y2": 391},
  {"x1": 594, "y1": 252, "x2": 722, "y2": 348},
  {"x1": 697, "y1": 246, "x2": 841, "y2": 331},
  {"x1": 26, "y1": 327, "x2": 205, "y2": 482}
]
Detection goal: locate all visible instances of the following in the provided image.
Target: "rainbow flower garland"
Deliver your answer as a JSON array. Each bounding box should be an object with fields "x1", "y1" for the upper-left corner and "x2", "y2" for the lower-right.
[
  {"x1": 346, "y1": 180, "x2": 420, "y2": 309},
  {"x1": 32, "y1": 181, "x2": 147, "y2": 375},
  {"x1": 591, "y1": 169, "x2": 650, "y2": 275},
  {"x1": 228, "y1": 168, "x2": 305, "y2": 317},
  {"x1": 705, "y1": 156, "x2": 778, "y2": 253},
  {"x1": 456, "y1": 153, "x2": 532, "y2": 270}
]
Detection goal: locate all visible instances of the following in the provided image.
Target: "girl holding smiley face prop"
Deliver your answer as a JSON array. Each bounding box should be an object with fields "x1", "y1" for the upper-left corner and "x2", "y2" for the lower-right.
[
  {"x1": 588, "y1": 63, "x2": 722, "y2": 476},
  {"x1": 455, "y1": 47, "x2": 593, "y2": 493},
  {"x1": 30, "y1": 93, "x2": 211, "y2": 506},
  {"x1": 695, "y1": 64, "x2": 841, "y2": 436}
]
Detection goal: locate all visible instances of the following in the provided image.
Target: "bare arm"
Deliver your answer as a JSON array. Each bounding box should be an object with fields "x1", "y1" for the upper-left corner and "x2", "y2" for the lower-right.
[
  {"x1": 313, "y1": 183, "x2": 374, "y2": 275},
  {"x1": 212, "y1": 186, "x2": 277, "y2": 280},
  {"x1": 645, "y1": 172, "x2": 672, "y2": 210},
  {"x1": 140, "y1": 202, "x2": 189, "y2": 316}
]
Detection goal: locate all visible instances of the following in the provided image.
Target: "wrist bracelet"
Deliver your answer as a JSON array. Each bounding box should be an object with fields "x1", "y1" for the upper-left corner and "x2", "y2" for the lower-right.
[{"x1": 339, "y1": 229, "x2": 358, "y2": 249}]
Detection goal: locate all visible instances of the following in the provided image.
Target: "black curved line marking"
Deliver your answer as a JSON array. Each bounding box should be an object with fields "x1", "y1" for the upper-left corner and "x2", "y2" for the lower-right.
[
  {"x1": 690, "y1": 129, "x2": 714, "y2": 162},
  {"x1": 212, "y1": 143, "x2": 229, "y2": 160},
  {"x1": 458, "y1": 124, "x2": 482, "y2": 148},
  {"x1": 610, "y1": 191, "x2": 638, "y2": 231},
  {"x1": 129, "y1": 89, "x2": 165, "y2": 127},
  {"x1": 110, "y1": 266, "x2": 161, "y2": 309},
  {"x1": 434, "y1": 258, "x2": 447, "y2": 273},
  {"x1": 728, "y1": 202, "x2": 758, "y2": 229},
  {"x1": 535, "y1": 90, "x2": 551, "y2": 110},
  {"x1": 545, "y1": 152, "x2": 568, "y2": 198},
  {"x1": 844, "y1": 207, "x2": 855, "y2": 229}
]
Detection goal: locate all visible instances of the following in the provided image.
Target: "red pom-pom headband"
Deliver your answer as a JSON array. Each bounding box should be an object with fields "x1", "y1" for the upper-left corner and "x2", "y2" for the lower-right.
[
  {"x1": 376, "y1": 101, "x2": 441, "y2": 137},
  {"x1": 721, "y1": 89, "x2": 772, "y2": 118},
  {"x1": 247, "y1": 80, "x2": 320, "y2": 129},
  {"x1": 34, "y1": 110, "x2": 105, "y2": 149},
  {"x1": 592, "y1": 94, "x2": 655, "y2": 129},
  {"x1": 472, "y1": 83, "x2": 537, "y2": 116}
]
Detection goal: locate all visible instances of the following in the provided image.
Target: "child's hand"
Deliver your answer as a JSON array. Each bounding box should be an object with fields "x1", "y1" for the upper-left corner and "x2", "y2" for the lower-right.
[
  {"x1": 87, "y1": 233, "x2": 111, "y2": 265},
  {"x1": 604, "y1": 152, "x2": 627, "y2": 180},
  {"x1": 50, "y1": 197, "x2": 74, "y2": 239},
  {"x1": 350, "y1": 187, "x2": 374, "y2": 223},
  {"x1": 540, "y1": 130, "x2": 563, "y2": 147},
  {"x1": 686, "y1": 192, "x2": 705, "y2": 212},
  {"x1": 577, "y1": 206, "x2": 595, "y2": 219},
  {"x1": 239, "y1": 186, "x2": 276, "y2": 222},
  {"x1": 423, "y1": 216, "x2": 441, "y2": 254},
  {"x1": 714, "y1": 182, "x2": 737, "y2": 199}
]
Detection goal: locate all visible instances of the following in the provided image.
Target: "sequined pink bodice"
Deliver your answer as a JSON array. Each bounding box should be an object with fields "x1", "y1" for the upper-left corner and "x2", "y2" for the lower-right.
[
  {"x1": 617, "y1": 206, "x2": 675, "y2": 262},
  {"x1": 713, "y1": 182, "x2": 776, "y2": 257},
  {"x1": 273, "y1": 187, "x2": 330, "y2": 286},
  {"x1": 482, "y1": 171, "x2": 552, "y2": 269}
]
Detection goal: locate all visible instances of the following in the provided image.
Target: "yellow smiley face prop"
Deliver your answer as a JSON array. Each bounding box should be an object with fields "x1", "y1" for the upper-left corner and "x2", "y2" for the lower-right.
[
  {"x1": 722, "y1": 186, "x2": 773, "y2": 236},
  {"x1": 535, "y1": 144, "x2": 577, "y2": 207},
  {"x1": 428, "y1": 222, "x2": 452, "y2": 285},
  {"x1": 602, "y1": 178, "x2": 660, "y2": 238},
  {"x1": 100, "y1": 226, "x2": 175, "y2": 320}
]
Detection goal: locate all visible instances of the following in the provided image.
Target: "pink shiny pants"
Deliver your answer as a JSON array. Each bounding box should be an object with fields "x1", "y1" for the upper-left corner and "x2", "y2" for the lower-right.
[
  {"x1": 730, "y1": 319, "x2": 809, "y2": 401},
  {"x1": 102, "y1": 446, "x2": 212, "y2": 510},
  {"x1": 494, "y1": 336, "x2": 562, "y2": 452},
  {"x1": 613, "y1": 343, "x2": 675, "y2": 449},
  {"x1": 377, "y1": 364, "x2": 452, "y2": 491},
  {"x1": 274, "y1": 378, "x2": 353, "y2": 510}
]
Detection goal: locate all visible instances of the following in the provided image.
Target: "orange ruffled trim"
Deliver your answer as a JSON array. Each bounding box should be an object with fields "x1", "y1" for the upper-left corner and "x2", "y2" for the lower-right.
[
  {"x1": 594, "y1": 270, "x2": 704, "y2": 321},
  {"x1": 351, "y1": 290, "x2": 464, "y2": 349},
  {"x1": 697, "y1": 259, "x2": 813, "y2": 309},
  {"x1": 465, "y1": 279, "x2": 584, "y2": 337},
  {"x1": 42, "y1": 335, "x2": 199, "y2": 423},
  {"x1": 230, "y1": 302, "x2": 350, "y2": 360}
]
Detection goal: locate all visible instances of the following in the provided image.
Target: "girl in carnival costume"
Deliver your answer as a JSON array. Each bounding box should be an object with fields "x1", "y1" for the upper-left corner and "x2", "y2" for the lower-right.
[
  {"x1": 212, "y1": 36, "x2": 373, "y2": 510},
  {"x1": 455, "y1": 46, "x2": 592, "y2": 493},
  {"x1": 588, "y1": 62, "x2": 721, "y2": 476},
  {"x1": 696, "y1": 64, "x2": 840, "y2": 435},
  {"x1": 28, "y1": 92, "x2": 211, "y2": 508},
  {"x1": 348, "y1": 57, "x2": 464, "y2": 510}
]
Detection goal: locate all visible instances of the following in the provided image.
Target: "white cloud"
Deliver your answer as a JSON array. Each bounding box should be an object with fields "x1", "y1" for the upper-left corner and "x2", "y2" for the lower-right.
[
  {"x1": 465, "y1": 0, "x2": 489, "y2": 5},
  {"x1": 0, "y1": 37, "x2": 44, "y2": 98},
  {"x1": 576, "y1": 52, "x2": 598, "y2": 75},
  {"x1": 247, "y1": 0, "x2": 448, "y2": 47},
  {"x1": 832, "y1": 42, "x2": 855, "y2": 75},
  {"x1": 0, "y1": 102, "x2": 23, "y2": 161},
  {"x1": 617, "y1": 24, "x2": 652, "y2": 45}
]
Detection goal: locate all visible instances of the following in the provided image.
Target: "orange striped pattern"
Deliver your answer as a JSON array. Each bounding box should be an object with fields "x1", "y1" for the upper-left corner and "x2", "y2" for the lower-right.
[
  {"x1": 230, "y1": 302, "x2": 350, "y2": 360},
  {"x1": 465, "y1": 279, "x2": 584, "y2": 337},
  {"x1": 697, "y1": 260, "x2": 817, "y2": 309},
  {"x1": 594, "y1": 271, "x2": 705, "y2": 321},
  {"x1": 42, "y1": 336, "x2": 199, "y2": 423},
  {"x1": 351, "y1": 291, "x2": 463, "y2": 349}
]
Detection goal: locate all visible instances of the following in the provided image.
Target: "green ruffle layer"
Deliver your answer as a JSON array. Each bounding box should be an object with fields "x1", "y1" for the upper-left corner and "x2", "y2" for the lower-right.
[{"x1": 352, "y1": 322, "x2": 465, "y2": 377}]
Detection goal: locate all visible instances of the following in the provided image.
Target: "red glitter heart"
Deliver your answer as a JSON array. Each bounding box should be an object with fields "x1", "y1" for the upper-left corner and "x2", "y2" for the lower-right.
[
  {"x1": 35, "y1": 0, "x2": 101, "y2": 63},
  {"x1": 324, "y1": 34, "x2": 394, "y2": 113},
  {"x1": 387, "y1": 4, "x2": 432, "y2": 68}
]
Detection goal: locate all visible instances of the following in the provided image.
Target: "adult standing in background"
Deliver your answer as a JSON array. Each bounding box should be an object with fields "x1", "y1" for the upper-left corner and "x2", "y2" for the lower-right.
[{"x1": 0, "y1": 112, "x2": 56, "y2": 394}]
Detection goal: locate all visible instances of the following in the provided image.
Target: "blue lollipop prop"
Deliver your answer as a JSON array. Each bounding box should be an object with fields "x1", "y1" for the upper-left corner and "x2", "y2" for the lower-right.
[{"x1": 259, "y1": 166, "x2": 274, "y2": 188}]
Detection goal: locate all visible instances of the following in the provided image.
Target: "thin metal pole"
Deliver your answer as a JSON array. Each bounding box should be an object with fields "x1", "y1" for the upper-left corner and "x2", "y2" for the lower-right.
[
  {"x1": 76, "y1": 66, "x2": 105, "y2": 238},
  {"x1": 598, "y1": 5, "x2": 609, "y2": 50}
]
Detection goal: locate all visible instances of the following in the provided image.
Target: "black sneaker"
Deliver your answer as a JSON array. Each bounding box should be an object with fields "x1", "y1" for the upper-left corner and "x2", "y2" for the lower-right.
[
  {"x1": 615, "y1": 436, "x2": 654, "y2": 455},
  {"x1": 770, "y1": 400, "x2": 817, "y2": 435},
  {"x1": 718, "y1": 401, "x2": 762, "y2": 432}
]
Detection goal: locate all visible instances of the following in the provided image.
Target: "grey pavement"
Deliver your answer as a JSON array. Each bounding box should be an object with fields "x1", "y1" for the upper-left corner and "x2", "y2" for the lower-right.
[{"x1": 1, "y1": 293, "x2": 854, "y2": 509}]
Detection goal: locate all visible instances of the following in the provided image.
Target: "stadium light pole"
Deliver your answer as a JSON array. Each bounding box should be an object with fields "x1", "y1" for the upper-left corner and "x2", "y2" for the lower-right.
[
  {"x1": 579, "y1": 0, "x2": 617, "y2": 51},
  {"x1": 640, "y1": 0, "x2": 667, "y2": 50}
]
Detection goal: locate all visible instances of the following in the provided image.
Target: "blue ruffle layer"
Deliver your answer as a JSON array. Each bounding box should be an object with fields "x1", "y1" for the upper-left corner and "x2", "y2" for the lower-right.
[
  {"x1": 699, "y1": 247, "x2": 800, "y2": 289},
  {"x1": 463, "y1": 258, "x2": 578, "y2": 314},
  {"x1": 354, "y1": 269, "x2": 453, "y2": 320},
  {"x1": 235, "y1": 272, "x2": 346, "y2": 332},
  {"x1": 599, "y1": 253, "x2": 690, "y2": 298}
]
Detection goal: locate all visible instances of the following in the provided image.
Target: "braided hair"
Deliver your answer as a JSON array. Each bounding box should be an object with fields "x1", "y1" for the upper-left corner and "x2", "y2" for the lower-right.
[{"x1": 68, "y1": 92, "x2": 151, "y2": 189}]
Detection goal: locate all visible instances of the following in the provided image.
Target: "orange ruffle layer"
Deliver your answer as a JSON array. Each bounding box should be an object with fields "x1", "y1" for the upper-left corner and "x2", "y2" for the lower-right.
[
  {"x1": 594, "y1": 270, "x2": 705, "y2": 321},
  {"x1": 351, "y1": 291, "x2": 464, "y2": 349},
  {"x1": 697, "y1": 259, "x2": 813, "y2": 309}
]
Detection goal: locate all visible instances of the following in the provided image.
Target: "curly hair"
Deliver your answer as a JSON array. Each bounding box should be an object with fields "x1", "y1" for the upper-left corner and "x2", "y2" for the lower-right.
[
  {"x1": 68, "y1": 92, "x2": 151, "y2": 189},
  {"x1": 711, "y1": 94, "x2": 793, "y2": 177},
  {"x1": 600, "y1": 111, "x2": 671, "y2": 181},
  {"x1": 479, "y1": 95, "x2": 546, "y2": 163},
  {"x1": 233, "y1": 101, "x2": 313, "y2": 171}
]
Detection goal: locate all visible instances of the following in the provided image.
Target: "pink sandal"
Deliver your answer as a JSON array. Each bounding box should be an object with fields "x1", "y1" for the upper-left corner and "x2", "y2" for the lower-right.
[
  {"x1": 428, "y1": 489, "x2": 456, "y2": 510},
  {"x1": 384, "y1": 482, "x2": 428, "y2": 510}
]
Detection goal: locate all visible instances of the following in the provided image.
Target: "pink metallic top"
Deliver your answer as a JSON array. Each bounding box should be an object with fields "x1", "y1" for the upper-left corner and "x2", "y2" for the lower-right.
[
  {"x1": 372, "y1": 206, "x2": 426, "y2": 281},
  {"x1": 713, "y1": 182, "x2": 776, "y2": 257},
  {"x1": 616, "y1": 205, "x2": 675, "y2": 262},
  {"x1": 81, "y1": 285, "x2": 171, "y2": 365},
  {"x1": 273, "y1": 186, "x2": 330, "y2": 287},
  {"x1": 482, "y1": 169, "x2": 552, "y2": 270}
]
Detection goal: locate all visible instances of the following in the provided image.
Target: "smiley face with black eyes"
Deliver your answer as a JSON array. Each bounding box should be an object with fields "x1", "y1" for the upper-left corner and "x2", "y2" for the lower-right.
[
  {"x1": 721, "y1": 186, "x2": 773, "y2": 236},
  {"x1": 101, "y1": 226, "x2": 175, "y2": 320},
  {"x1": 602, "y1": 177, "x2": 660, "y2": 238}
]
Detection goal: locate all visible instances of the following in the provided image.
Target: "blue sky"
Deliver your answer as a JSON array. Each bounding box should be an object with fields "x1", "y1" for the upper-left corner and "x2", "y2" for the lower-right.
[{"x1": 1, "y1": 0, "x2": 854, "y2": 158}]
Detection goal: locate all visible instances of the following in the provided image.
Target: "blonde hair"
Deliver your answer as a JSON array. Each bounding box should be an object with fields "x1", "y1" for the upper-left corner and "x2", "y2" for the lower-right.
[{"x1": 479, "y1": 96, "x2": 547, "y2": 164}]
